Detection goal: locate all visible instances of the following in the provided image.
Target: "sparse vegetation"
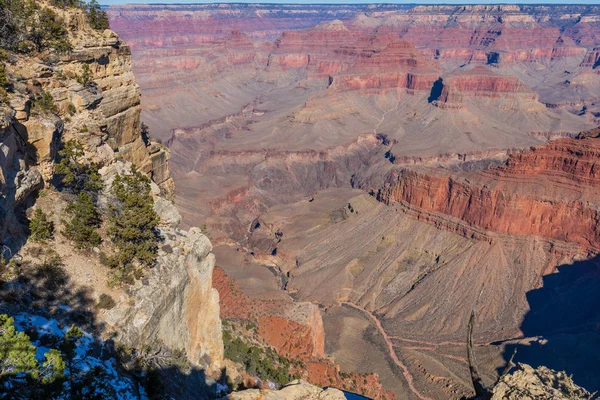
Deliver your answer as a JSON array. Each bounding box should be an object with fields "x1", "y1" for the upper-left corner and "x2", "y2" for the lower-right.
[
  {"x1": 86, "y1": 0, "x2": 109, "y2": 31},
  {"x1": 97, "y1": 293, "x2": 116, "y2": 310},
  {"x1": 222, "y1": 329, "x2": 296, "y2": 387},
  {"x1": 107, "y1": 166, "x2": 159, "y2": 285},
  {"x1": 0, "y1": 63, "x2": 7, "y2": 88},
  {"x1": 54, "y1": 140, "x2": 103, "y2": 194},
  {"x1": 29, "y1": 208, "x2": 55, "y2": 242},
  {"x1": 67, "y1": 102, "x2": 76, "y2": 115},
  {"x1": 76, "y1": 63, "x2": 93, "y2": 87},
  {"x1": 1, "y1": 0, "x2": 109, "y2": 53},
  {"x1": 62, "y1": 192, "x2": 102, "y2": 249},
  {"x1": 33, "y1": 91, "x2": 57, "y2": 114}
]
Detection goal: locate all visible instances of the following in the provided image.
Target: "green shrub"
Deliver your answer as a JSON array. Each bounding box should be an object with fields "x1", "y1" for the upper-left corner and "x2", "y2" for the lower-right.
[
  {"x1": 76, "y1": 64, "x2": 93, "y2": 87},
  {"x1": 54, "y1": 140, "x2": 102, "y2": 194},
  {"x1": 97, "y1": 293, "x2": 116, "y2": 310},
  {"x1": 108, "y1": 166, "x2": 159, "y2": 270},
  {"x1": 29, "y1": 7, "x2": 72, "y2": 54},
  {"x1": 29, "y1": 208, "x2": 54, "y2": 242},
  {"x1": 86, "y1": 0, "x2": 109, "y2": 31},
  {"x1": 67, "y1": 102, "x2": 76, "y2": 115},
  {"x1": 0, "y1": 88, "x2": 8, "y2": 105},
  {"x1": 222, "y1": 330, "x2": 294, "y2": 387},
  {"x1": 62, "y1": 192, "x2": 102, "y2": 249},
  {"x1": 34, "y1": 91, "x2": 57, "y2": 114},
  {"x1": 1, "y1": 0, "x2": 73, "y2": 53},
  {"x1": 0, "y1": 63, "x2": 7, "y2": 87}
]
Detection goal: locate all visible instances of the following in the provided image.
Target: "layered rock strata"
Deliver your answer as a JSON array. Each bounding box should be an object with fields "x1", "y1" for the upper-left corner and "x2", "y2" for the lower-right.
[
  {"x1": 0, "y1": 0, "x2": 221, "y2": 376},
  {"x1": 376, "y1": 135, "x2": 600, "y2": 250}
]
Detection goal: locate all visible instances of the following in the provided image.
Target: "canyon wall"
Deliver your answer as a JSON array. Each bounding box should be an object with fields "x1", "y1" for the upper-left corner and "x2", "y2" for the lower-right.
[
  {"x1": 376, "y1": 135, "x2": 600, "y2": 250},
  {"x1": 0, "y1": 0, "x2": 222, "y2": 376},
  {"x1": 105, "y1": 4, "x2": 600, "y2": 399}
]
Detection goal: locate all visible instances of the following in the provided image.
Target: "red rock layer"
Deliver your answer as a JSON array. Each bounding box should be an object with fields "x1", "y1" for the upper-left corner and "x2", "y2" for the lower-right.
[
  {"x1": 213, "y1": 267, "x2": 394, "y2": 400},
  {"x1": 377, "y1": 136, "x2": 600, "y2": 250},
  {"x1": 258, "y1": 316, "x2": 321, "y2": 360},
  {"x1": 329, "y1": 39, "x2": 439, "y2": 92}
]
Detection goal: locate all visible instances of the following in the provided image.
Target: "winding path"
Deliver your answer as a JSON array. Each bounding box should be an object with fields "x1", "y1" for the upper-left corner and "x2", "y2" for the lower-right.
[{"x1": 341, "y1": 302, "x2": 432, "y2": 400}]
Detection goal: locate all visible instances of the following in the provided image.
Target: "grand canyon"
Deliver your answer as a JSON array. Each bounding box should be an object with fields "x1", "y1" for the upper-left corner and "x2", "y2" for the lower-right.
[{"x1": 105, "y1": 3, "x2": 600, "y2": 399}]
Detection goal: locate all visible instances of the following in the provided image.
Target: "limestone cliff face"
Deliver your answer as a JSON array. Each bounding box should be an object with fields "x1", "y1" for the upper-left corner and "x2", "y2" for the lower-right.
[
  {"x1": 0, "y1": 112, "x2": 44, "y2": 241},
  {"x1": 104, "y1": 216, "x2": 224, "y2": 373},
  {"x1": 0, "y1": 0, "x2": 222, "y2": 376},
  {"x1": 225, "y1": 381, "x2": 346, "y2": 400}
]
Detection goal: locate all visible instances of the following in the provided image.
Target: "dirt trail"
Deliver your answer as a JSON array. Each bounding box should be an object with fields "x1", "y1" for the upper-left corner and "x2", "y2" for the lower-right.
[{"x1": 341, "y1": 302, "x2": 433, "y2": 400}]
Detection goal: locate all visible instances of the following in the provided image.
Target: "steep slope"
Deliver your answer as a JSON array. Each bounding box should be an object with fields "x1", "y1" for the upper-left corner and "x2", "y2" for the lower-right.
[
  {"x1": 375, "y1": 133, "x2": 600, "y2": 249},
  {"x1": 0, "y1": 1, "x2": 223, "y2": 395}
]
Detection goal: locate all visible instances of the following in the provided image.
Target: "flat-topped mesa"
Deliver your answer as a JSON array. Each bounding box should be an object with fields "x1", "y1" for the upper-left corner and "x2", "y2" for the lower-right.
[
  {"x1": 330, "y1": 39, "x2": 439, "y2": 92},
  {"x1": 270, "y1": 22, "x2": 362, "y2": 70},
  {"x1": 376, "y1": 135, "x2": 600, "y2": 250},
  {"x1": 433, "y1": 66, "x2": 538, "y2": 109}
]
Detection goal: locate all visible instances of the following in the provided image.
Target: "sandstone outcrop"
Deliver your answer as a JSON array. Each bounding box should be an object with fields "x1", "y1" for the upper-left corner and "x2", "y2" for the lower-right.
[
  {"x1": 491, "y1": 363, "x2": 593, "y2": 400},
  {"x1": 105, "y1": 200, "x2": 224, "y2": 373},
  {"x1": 224, "y1": 380, "x2": 346, "y2": 400}
]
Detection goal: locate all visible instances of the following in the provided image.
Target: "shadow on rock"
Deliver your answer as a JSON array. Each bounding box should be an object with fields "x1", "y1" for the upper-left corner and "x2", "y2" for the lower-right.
[{"x1": 501, "y1": 254, "x2": 600, "y2": 392}]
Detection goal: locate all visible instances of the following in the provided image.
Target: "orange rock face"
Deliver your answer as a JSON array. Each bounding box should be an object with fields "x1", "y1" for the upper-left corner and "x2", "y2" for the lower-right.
[
  {"x1": 377, "y1": 135, "x2": 600, "y2": 250},
  {"x1": 258, "y1": 316, "x2": 323, "y2": 359},
  {"x1": 213, "y1": 267, "x2": 394, "y2": 400}
]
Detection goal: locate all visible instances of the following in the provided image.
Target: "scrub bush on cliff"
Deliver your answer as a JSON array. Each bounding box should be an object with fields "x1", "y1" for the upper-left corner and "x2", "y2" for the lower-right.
[
  {"x1": 62, "y1": 192, "x2": 102, "y2": 249},
  {"x1": 29, "y1": 208, "x2": 54, "y2": 242},
  {"x1": 54, "y1": 140, "x2": 103, "y2": 194},
  {"x1": 107, "y1": 166, "x2": 159, "y2": 284},
  {"x1": 55, "y1": 140, "x2": 103, "y2": 249},
  {"x1": 0, "y1": 0, "x2": 107, "y2": 54}
]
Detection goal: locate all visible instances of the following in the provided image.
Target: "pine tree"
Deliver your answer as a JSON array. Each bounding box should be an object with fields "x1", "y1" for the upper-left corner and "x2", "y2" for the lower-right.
[
  {"x1": 0, "y1": 314, "x2": 38, "y2": 378},
  {"x1": 108, "y1": 166, "x2": 159, "y2": 283},
  {"x1": 54, "y1": 140, "x2": 103, "y2": 194},
  {"x1": 62, "y1": 192, "x2": 102, "y2": 248},
  {"x1": 86, "y1": 0, "x2": 109, "y2": 31},
  {"x1": 29, "y1": 208, "x2": 54, "y2": 242}
]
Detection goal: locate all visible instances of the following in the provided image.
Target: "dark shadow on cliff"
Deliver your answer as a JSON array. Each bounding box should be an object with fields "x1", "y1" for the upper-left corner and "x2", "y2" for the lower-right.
[
  {"x1": 0, "y1": 246, "x2": 101, "y2": 334},
  {"x1": 143, "y1": 364, "x2": 230, "y2": 400},
  {"x1": 428, "y1": 77, "x2": 444, "y2": 103},
  {"x1": 0, "y1": 250, "x2": 233, "y2": 399},
  {"x1": 500, "y1": 254, "x2": 600, "y2": 392}
]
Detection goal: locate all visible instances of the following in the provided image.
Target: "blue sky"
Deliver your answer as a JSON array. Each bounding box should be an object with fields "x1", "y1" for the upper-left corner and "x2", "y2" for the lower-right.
[{"x1": 101, "y1": 0, "x2": 598, "y2": 4}]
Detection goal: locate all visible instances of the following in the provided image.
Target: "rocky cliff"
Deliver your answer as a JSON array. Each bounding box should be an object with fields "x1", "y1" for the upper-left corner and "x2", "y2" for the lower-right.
[
  {"x1": 225, "y1": 363, "x2": 594, "y2": 400},
  {"x1": 0, "y1": 0, "x2": 221, "y2": 379},
  {"x1": 376, "y1": 132, "x2": 600, "y2": 250}
]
